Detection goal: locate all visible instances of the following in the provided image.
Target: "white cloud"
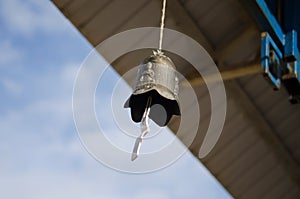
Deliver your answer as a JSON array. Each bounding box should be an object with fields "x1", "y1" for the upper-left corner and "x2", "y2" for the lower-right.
[
  {"x1": 0, "y1": 41, "x2": 22, "y2": 66},
  {"x1": 133, "y1": 190, "x2": 169, "y2": 199},
  {"x1": 2, "y1": 78, "x2": 23, "y2": 95},
  {"x1": 0, "y1": 0, "x2": 70, "y2": 36}
]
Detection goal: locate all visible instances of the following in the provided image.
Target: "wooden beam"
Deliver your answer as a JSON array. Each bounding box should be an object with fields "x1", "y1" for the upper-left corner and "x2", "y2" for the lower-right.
[
  {"x1": 215, "y1": 26, "x2": 257, "y2": 63},
  {"x1": 162, "y1": 0, "x2": 300, "y2": 189},
  {"x1": 183, "y1": 63, "x2": 260, "y2": 86},
  {"x1": 227, "y1": 80, "x2": 300, "y2": 188}
]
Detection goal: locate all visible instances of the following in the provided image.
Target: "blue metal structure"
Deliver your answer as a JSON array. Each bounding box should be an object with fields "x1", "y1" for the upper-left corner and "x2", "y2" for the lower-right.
[{"x1": 242, "y1": 0, "x2": 300, "y2": 103}]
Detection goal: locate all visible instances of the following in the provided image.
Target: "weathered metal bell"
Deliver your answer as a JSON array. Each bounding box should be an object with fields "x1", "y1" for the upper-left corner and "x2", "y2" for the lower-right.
[{"x1": 124, "y1": 51, "x2": 180, "y2": 126}]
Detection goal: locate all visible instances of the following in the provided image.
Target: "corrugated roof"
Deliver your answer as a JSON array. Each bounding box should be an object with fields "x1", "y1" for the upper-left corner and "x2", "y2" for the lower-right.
[{"x1": 51, "y1": 0, "x2": 300, "y2": 198}]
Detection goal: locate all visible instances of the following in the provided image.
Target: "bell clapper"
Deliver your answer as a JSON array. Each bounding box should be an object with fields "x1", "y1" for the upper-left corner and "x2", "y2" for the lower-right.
[{"x1": 131, "y1": 97, "x2": 152, "y2": 161}]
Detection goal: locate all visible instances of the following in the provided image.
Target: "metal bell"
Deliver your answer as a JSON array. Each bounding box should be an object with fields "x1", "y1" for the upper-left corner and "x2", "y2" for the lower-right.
[{"x1": 124, "y1": 51, "x2": 181, "y2": 127}]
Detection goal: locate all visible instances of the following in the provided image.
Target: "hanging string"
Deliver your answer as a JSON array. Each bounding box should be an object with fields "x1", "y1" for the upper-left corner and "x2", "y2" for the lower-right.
[{"x1": 158, "y1": 0, "x2": 167, "y2": 52}]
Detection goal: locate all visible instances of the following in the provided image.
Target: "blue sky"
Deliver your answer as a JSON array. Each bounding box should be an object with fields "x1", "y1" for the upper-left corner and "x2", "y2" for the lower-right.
[{"x1": 0, "y1": 0, "x2": 232, "y2": 198}]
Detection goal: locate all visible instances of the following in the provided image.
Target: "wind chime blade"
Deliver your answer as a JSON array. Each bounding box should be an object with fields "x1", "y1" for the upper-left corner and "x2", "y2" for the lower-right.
[{"x1": 131, "y1": 137, "x2": 142, "y2": 161}]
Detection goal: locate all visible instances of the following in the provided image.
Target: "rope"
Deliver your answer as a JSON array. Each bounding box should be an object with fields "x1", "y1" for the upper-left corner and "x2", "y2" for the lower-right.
[{"x1": 158, "y1": 0, "x2": 167, "y2": 52}]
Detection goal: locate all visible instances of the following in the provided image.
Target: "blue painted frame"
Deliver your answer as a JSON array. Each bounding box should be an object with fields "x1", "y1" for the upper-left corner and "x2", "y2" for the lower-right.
[
  {"x1": 241, "y1": 0, "x2": 300, "y2": 102},
  {"x1": 261, "y1": 32, "x2": 282, "y2": 89},
  {"x1": 256, "y1": 0, "x2": 285, "y2": 45}
]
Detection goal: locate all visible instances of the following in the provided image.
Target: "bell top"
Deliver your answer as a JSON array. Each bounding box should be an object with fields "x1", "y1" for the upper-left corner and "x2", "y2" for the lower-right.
[
  {"x1": 133, "y1": 53, "x2": 179, "y2": 100},
  {"x1": 141, "y1": 53, "x2": 176, "y2": 69}
]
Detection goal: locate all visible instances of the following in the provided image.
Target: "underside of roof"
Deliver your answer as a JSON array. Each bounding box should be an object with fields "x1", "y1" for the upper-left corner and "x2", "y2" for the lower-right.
[{"x1": 51, "y1": 0, "x2": 300, "y2": 198}]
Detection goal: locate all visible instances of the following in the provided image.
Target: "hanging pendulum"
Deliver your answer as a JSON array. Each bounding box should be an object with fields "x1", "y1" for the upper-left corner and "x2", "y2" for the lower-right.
[
  {"x1": 124, "y1": 0, "x2": 181, "y2": 161},
  {"x1": 131, "y1": 97, "x2": 152, "y2": 161}
]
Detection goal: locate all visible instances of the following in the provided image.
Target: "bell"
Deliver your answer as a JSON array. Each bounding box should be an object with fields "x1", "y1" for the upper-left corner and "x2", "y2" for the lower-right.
[{"x1": 124, "y1": 51, "x2": 181, "y2": 126}]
